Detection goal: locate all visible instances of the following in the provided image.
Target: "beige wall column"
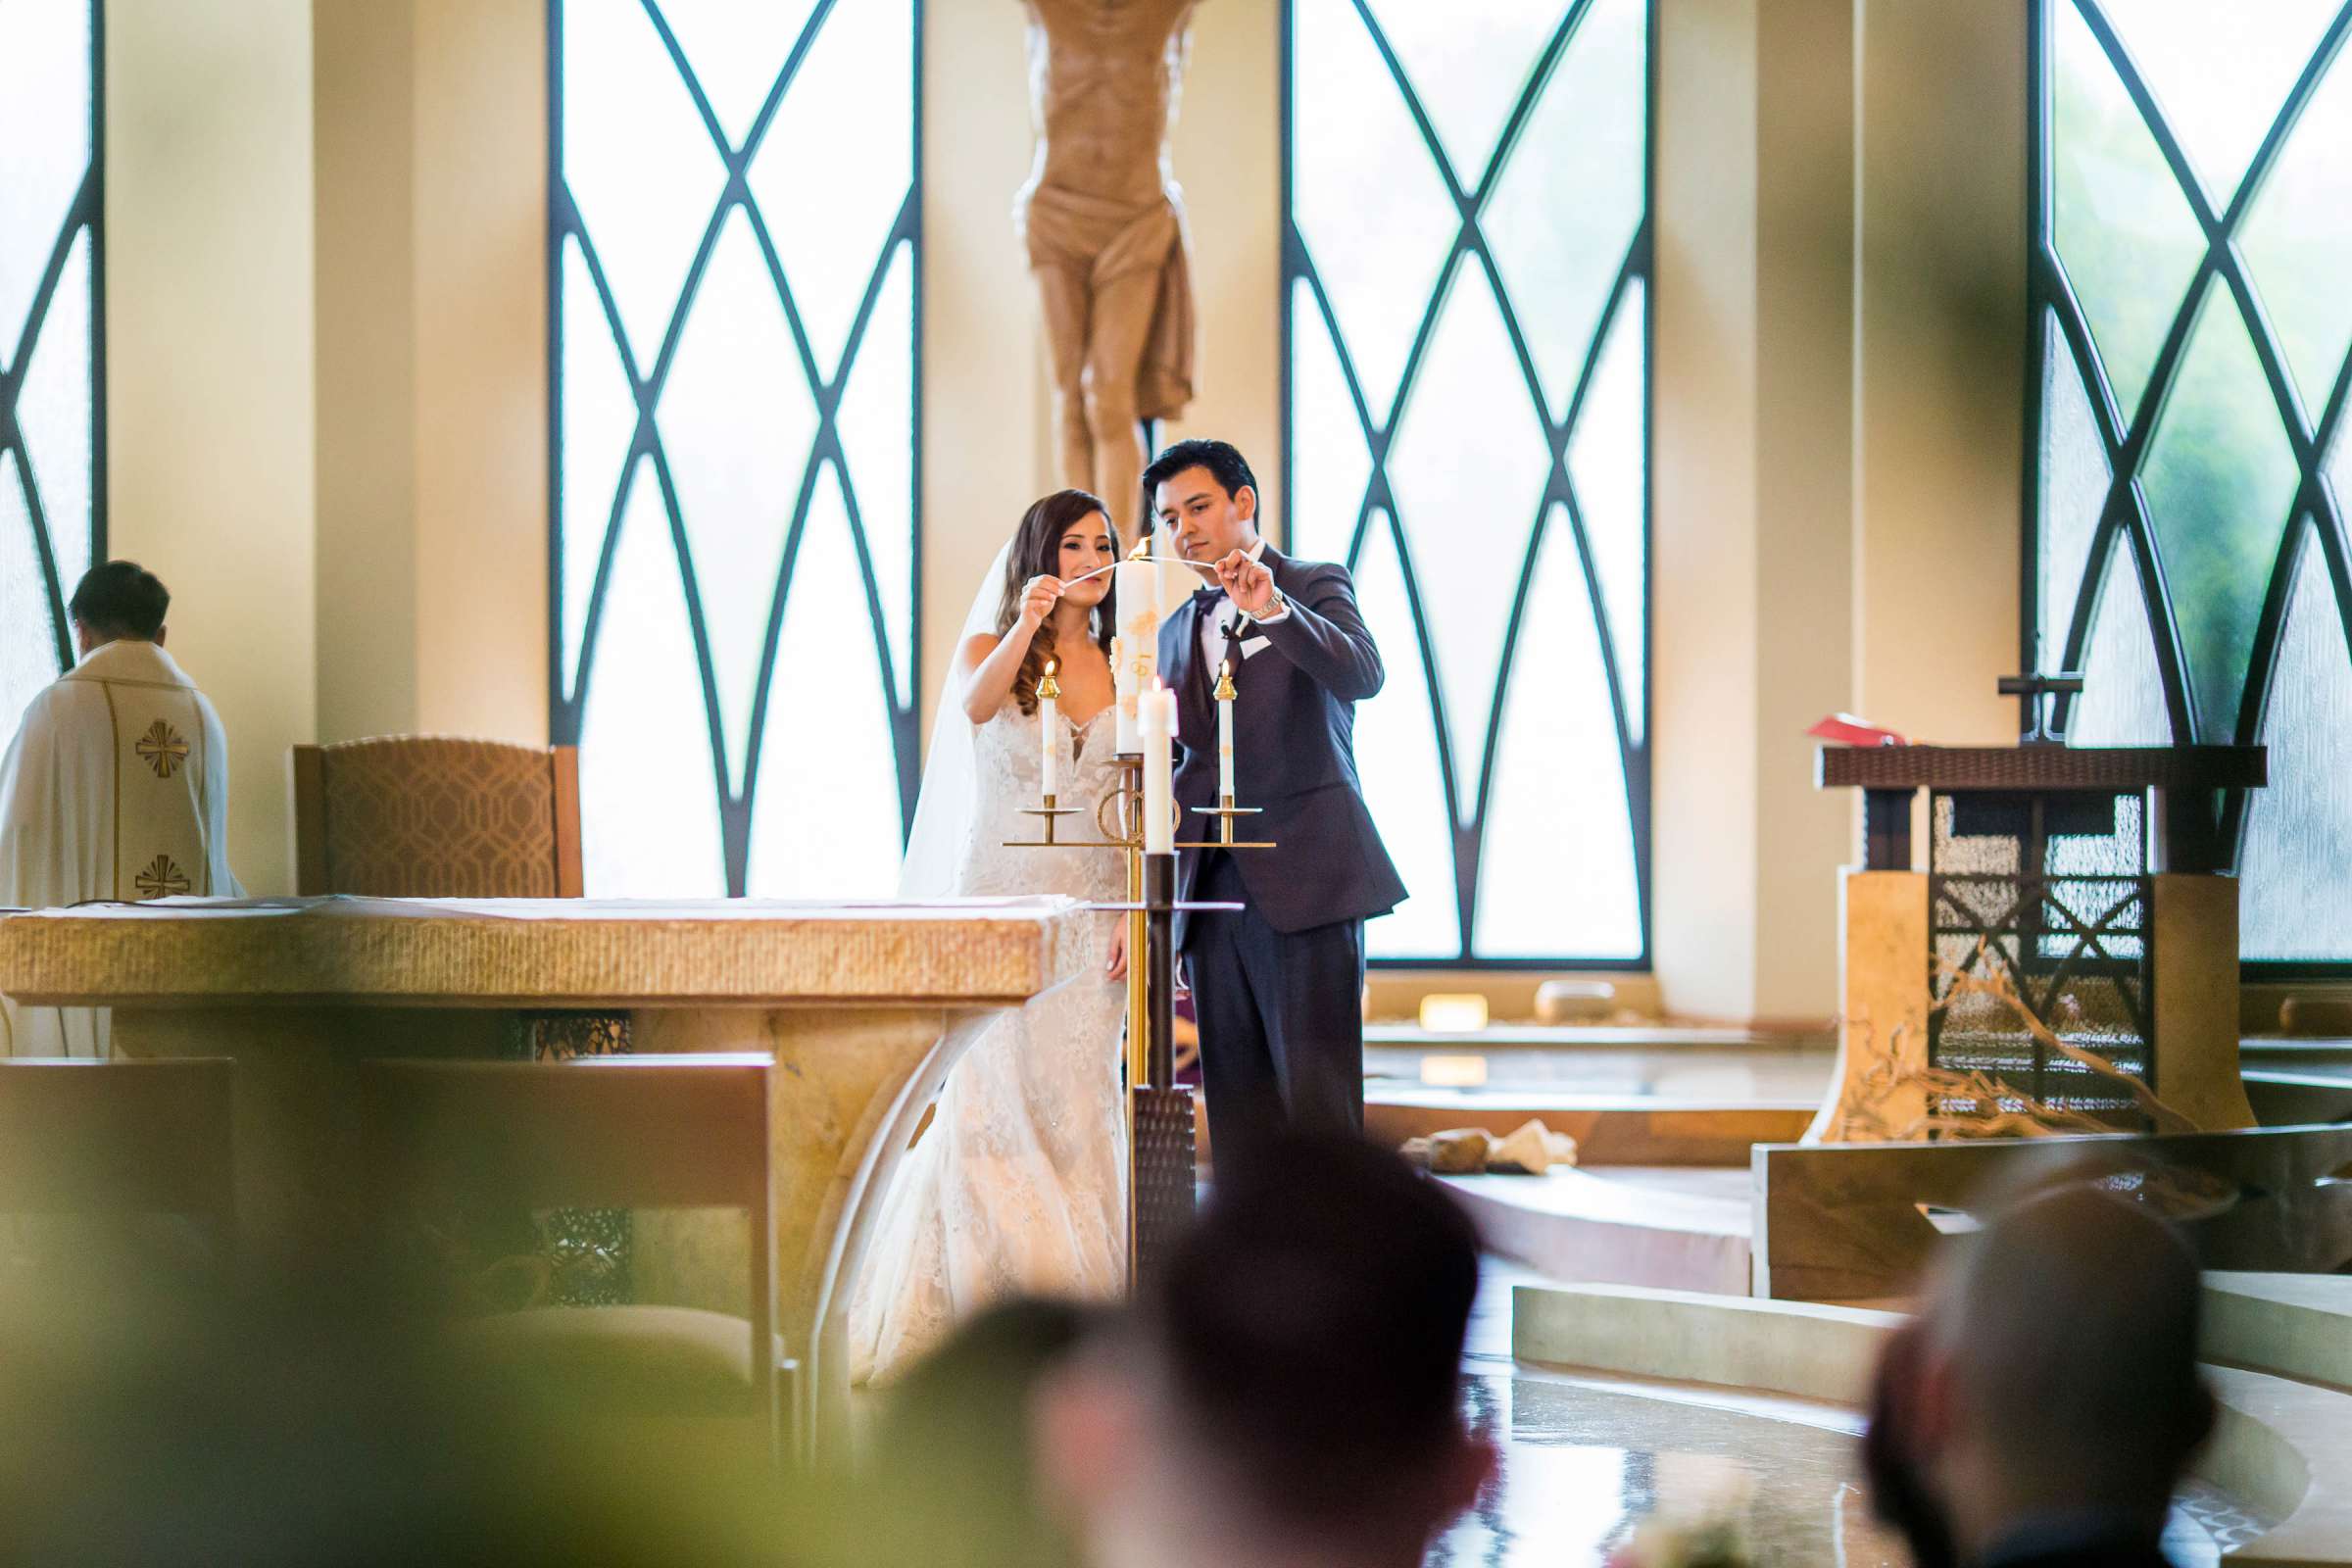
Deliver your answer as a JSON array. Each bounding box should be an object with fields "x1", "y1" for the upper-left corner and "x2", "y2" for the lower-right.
[
  {"x1": 411, "y1": 0, "x2": 548, "y2": 744},
  {"x1": 918, "y1": 1, "x2": 1047, "y2": 729},
  {"x1": 1752, "y1": 0, "x2": 1858, "y2": 1020},
  {"x1": 314, "y1": 0, "x2": 547, "y2": 751},
  {"x1": 1853, "y1": 0, "x2": 2025, "y2": 756},
  {"x1": 108, "y1": 0, "x2": 318, "y2": 896},
  {"x1": 1159, "y1": 4, "x2": 1283, "y2": 518},
  {"x1": 1650, "y1": 0, "x2": 1765, "y2": 1022},
  {"x1": 314, "y1": 0, "x2": 419, "y2": 743},
  {"x1": 1656, "y1": 0, "x2": 2026, "y2": 1023}
]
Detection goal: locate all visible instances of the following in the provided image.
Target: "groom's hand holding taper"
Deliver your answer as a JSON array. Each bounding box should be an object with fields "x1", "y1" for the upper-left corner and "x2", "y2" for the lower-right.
[{"x1": 1213, "y1": 549, "x2": 1278, "y2": 615}]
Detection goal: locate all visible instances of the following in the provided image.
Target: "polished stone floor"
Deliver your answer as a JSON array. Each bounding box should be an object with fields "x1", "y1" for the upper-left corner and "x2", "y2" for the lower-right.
[
  {"x1": 1366, "y1": 1032, "x2": 2352, "y2": 1105},
  {"x1": 1434, "y1": 1262, "x2": 2270, "y2": 1567},
  {"x1": 1363, "y1": 1041, "x2": 1836, "y2": 1104}
]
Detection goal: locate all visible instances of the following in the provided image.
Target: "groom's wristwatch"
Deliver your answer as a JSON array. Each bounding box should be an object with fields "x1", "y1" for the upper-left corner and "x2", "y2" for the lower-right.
[{"x1": 1244, "y1": 588, "x2": 1290, "y2": 623}]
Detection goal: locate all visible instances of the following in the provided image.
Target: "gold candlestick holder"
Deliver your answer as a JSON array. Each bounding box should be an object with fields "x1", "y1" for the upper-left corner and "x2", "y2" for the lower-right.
[
  {"x1": 1015, "y1": 795, "x2": 1082, "y2": 846},
  {"x1": 1186, "y1": 794, "x2": 1271, "y2": 849}
]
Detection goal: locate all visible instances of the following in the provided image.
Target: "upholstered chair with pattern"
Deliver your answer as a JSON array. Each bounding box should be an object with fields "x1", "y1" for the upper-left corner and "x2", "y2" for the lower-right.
[
  {"x1": 292, "y1": 737, "x2": 583, "y2": 900},
  {"x1": 292, "y1": 737, "x2": 626, "y2": 1305}
]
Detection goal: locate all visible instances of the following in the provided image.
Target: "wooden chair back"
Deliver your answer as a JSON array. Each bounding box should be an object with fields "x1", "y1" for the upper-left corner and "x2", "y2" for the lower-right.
[
  {"x1": 356, "y1": 1054, "x2": 774, "y2": 1426},
  {"x1": 293, "y1": 737, "x2": 583, "y2": 898},
  {"x1": 0, "y1": 1057, "x2": 235, "y2": 1236}
]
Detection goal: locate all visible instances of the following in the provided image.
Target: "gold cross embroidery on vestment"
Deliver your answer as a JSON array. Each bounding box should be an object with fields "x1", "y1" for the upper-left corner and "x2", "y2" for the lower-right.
[
  {"x1": 136, "y1": 719, "x2": 190, "y2": 779},
  {"x1": 134, "y1": 855, "x2": 192, "y2": 899}
]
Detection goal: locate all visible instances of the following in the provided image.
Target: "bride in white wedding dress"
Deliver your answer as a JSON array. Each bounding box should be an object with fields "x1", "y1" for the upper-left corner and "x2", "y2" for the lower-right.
[{"x1": 850, "y1": 489, "x2": 1131, "y2": 1386}]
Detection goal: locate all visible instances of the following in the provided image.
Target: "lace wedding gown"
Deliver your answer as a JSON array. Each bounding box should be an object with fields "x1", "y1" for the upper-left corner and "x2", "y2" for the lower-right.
[{"x1": 848, "y1": 703, "x2": 1129, "y2": 1386}]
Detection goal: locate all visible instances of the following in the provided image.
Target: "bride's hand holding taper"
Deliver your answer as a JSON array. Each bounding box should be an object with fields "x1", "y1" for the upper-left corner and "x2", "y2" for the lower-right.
[{"x1": 1016, "y1": 574, "x2": 1065, "y2": 630}]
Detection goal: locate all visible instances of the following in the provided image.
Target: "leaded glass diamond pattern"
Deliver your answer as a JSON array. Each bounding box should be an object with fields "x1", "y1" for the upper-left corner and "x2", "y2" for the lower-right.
[
  {"x1": 0, "y1": 0, "x2": 101, "y2": 731},
  {"x1": 551, "y1": 0, "x2": 918, "y2": 899},
  {"x1": 1285, "y1": 0, "x2": 1652, "y2": 964},
  {"x1": 2030, "y1": 0, "x2": 2352, "y2": 963}
]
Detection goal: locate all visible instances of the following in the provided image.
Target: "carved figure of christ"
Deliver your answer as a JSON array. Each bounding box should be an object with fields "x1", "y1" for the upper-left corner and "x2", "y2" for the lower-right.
[{"x1": 1016, "y1": 0, "x2": 1200, "y2": 529}]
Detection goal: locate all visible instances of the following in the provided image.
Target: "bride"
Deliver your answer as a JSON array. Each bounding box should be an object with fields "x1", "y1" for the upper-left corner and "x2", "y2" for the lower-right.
[{"x1": 850, "y1": 488, "x2": 1131, "y2": 1386}]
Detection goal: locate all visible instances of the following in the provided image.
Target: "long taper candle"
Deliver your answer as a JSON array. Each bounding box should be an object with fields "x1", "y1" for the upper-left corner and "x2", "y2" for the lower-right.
[
  {"x1": 1214, "y1": 659, "x2": 1237, "y2": 798},
  {"x1": 1037, "y1": 659, "x2": 1060, "y2": 801},
  {"x1": 1140, "y1": 680, "x2": 1176, "y2": 855}
]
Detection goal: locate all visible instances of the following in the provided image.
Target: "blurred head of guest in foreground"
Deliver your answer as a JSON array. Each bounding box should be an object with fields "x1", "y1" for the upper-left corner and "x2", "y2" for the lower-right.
[
  {"x1": 858, "y1": 1297, "x2": 1110, "y2": 1568},
  {"x1": 1864, "y1": 1183, "x2": 2214, "y2": 1568},
  {"x1": 1035, "y1": 1134, "x2": 1493, "y2": 1568},
  {"x1": 0, "y1": 1263, "x2": 792, "y2": 1567}
]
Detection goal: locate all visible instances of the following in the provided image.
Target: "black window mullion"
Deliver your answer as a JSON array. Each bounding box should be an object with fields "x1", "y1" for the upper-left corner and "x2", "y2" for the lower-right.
[
  {"x1": 551, "y1": 0, "x2": 921, "y2": 896},
  {"x1": 1284, "y1": 0, "x2": 1653, "y2": 967},
  {"x1": 2, "y1": 166, "x2": 101, "y2": 672}
]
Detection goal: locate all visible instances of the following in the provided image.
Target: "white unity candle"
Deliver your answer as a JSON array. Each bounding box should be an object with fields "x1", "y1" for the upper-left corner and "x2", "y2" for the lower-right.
[
  {"x1": 1141, "y1": 682, "x2": 1177, "y2": 856},
  {"x1": 1107, "y1": 635, "x2": 1122, "y2": 743},
  {"x1": 1037, "y1": 660, "x2": 1060, "y2": 800},
  {"x1": 1113, "y1": 546, "x2": 1164, "y2": 756},
  {"x1": 1215, "y1": 659, "x2": 1236, "y2": 798}
]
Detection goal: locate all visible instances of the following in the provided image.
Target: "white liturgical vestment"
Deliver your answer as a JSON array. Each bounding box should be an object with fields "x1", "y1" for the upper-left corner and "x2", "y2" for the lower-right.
[{"x1": 0, "y1": 639, "x2": 241, "y2": 1056}]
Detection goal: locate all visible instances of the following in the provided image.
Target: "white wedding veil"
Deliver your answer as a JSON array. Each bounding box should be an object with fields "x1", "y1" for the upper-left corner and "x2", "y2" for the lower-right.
[{"x1": 897, "y1": 541, "x2": 1014, "y2": 899}]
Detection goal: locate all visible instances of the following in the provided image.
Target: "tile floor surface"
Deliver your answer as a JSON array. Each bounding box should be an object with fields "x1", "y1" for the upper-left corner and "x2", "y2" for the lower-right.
[{"x1": 1430, "y1": 1260, "x2": 2266, "y2": 1567}]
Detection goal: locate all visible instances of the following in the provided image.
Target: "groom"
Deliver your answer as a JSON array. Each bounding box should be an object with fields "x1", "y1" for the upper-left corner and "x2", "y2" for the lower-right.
[{"x1": 1145, "y1": 438, "x2": 1405, "y2": 1157}]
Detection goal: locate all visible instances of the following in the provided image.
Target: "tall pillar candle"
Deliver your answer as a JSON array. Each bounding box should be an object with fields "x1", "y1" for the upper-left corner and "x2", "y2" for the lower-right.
[
  {"x1": 1107, "y1": 635, "x2": 1123, "y2": 748},
  {"x1": 1113, "y1": 544, "x2": 1163, "y2": 755},
  {"x1": 1140, "y1": 682, "x2": 1176, "y2": 855}
]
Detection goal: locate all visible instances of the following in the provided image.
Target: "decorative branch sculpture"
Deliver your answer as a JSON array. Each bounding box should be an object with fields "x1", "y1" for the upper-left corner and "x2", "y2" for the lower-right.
[{"x1": 1817, "y1": 941, "x2": 2203, "y2": 1143}]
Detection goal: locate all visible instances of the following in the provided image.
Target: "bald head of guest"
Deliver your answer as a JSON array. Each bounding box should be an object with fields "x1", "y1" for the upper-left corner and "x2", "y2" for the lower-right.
[
  {"x1": 68, "y1": 561, "x2": 170, "y2": 655},
  {"x1": 1035, "y1": 1134, "x2": 1493, "y2": 1568},
  {"x1": 1885, "y1": 1183, "x2": 2214, "y2": 1565}
]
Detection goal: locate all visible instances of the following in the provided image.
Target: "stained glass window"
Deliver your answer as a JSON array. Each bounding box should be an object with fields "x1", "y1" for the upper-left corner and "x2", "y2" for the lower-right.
[
  {"x1": 2028, "y1": 0, "x2": 2352, "y2": 964},
  {"x1": 1, "y1": 1, "x2": 102, "y2": 729},
  {"x1": 1285, "y1": 0, "x2": 1653, "y2": 964},
  {"x1": 550, "y1": 0, "x2": 919, "y2": 897}
]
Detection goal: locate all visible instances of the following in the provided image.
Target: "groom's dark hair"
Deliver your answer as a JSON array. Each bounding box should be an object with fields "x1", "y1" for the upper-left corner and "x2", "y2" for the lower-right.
[
  {"x1": 1146, "y1": 1132, "x2": 1479, "y2": 1531},
  {"x1": 1140, "y1": 438, "x2": 1257, "y2": 513}
]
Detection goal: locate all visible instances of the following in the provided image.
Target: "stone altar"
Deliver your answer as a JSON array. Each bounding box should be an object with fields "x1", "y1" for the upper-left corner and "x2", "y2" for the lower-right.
[{"x1": 0, "y1": 895, "x2": 1091, "y2": 1438}]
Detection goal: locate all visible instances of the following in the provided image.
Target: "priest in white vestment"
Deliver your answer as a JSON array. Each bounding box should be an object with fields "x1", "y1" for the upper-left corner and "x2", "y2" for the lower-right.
[{"x1": 0, "y1": 562, "x2": 241, "y2": 1056}]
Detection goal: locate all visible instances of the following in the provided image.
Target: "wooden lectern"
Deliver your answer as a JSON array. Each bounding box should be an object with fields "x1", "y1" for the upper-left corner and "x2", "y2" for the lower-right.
[{"x1": 1812, "y1": 738, "x2": 2267, "y2": 1141}]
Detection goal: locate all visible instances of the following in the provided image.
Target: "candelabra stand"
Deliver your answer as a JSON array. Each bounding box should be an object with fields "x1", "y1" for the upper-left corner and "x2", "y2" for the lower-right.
[
  {"x1": 1006, "y1": 755, "x2": 1273, "y2": 1282},
  {"x1": 1010, "y1": 758, "x2": 1155, "y2": 1098}
]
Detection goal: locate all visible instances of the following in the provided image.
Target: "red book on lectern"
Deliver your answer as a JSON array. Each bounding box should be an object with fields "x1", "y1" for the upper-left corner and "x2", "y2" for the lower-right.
[{"x1": 1807, "y1": 713, "x2": 1908, "y2": 747}]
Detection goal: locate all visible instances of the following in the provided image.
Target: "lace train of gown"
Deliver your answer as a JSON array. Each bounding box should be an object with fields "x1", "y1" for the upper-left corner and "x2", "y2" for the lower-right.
[{"x1": 848, "y1": 706, "x2": 1129, "y2": 1386}]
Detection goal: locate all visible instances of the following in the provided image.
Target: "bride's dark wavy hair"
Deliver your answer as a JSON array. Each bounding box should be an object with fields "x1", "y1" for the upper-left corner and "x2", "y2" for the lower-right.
[{"x1": 996, "y1": 489, "x2": 1120, "y2": 716}]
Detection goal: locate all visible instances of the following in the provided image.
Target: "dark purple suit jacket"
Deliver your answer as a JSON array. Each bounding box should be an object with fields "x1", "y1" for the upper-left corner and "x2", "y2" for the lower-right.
[{"x1": 1157, "y1": 545, "x2": 1407, "y2": 941}]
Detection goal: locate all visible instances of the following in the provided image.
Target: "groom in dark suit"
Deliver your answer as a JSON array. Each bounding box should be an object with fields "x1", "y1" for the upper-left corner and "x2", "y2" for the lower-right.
[{"x1": 1146, "y1": 438, "x2": 1406, "y2": 1157}]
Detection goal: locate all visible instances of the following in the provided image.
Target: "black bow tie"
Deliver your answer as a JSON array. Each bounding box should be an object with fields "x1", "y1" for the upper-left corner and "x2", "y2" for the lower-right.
[{"x1": 1192, "y1": 584, "x2": 1224, "y2": 604}]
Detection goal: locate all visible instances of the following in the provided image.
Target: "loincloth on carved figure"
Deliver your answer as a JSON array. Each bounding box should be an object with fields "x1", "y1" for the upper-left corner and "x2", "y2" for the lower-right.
[{"x1": 1016, "y1": 179, "x2": 1196, "y2": 422}]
